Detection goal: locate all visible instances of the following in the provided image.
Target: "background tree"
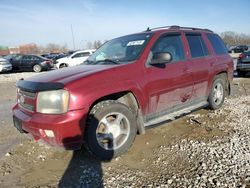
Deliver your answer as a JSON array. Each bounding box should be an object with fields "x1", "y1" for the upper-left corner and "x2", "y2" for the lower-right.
[{"x1": 220, "y1": 31, "x2": 250, "y2": 46}]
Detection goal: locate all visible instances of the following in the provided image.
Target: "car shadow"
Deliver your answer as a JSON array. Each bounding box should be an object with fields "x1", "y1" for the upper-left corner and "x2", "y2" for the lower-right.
[
  {"x1": 59, "y1": 115, "x2": 113, "y2": 188},
  {"x1": 58, "y1": 149, "x2": 104, "y2": 188}
]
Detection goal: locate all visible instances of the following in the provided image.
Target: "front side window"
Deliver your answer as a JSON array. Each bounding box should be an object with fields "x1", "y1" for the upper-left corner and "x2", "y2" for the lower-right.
[
  {"x1": 186, "y1": 34, "x2": 209, "y2": 58},
  {"x1": 86, "y1": 33, "x2": 152, "y2": 65},
  {"x1": 152, "y1": 34, "x2": 185, "y2": 62}
]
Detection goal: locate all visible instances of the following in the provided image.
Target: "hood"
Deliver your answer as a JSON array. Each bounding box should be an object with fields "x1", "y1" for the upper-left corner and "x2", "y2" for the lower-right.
[{"x1": 25, "y1": 65, "x2": 118, "y2": 85}]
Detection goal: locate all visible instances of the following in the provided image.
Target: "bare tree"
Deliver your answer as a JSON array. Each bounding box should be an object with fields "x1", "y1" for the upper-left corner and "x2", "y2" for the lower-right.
[
  {"x1": 85, "y1": 40, "x2": 103, "y2": 49},
  {"x1": 86, "y1": 42, "x2": 93, "y2": 49},
  {"x1": 220, "y1": 31, "x2": 250, "y2": 46},
  {"x1": 37, "y1": 43, "x2": 69, "y2": 53}
]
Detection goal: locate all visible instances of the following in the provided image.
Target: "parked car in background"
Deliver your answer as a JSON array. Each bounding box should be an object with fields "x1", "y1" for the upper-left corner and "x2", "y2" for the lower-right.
[
  {"x1": 52, "y1": 53, "x2": 68, "y2": 61},
  {"x1": 41, "y1": 53, "x2": 58, "y2": 59},
  {"x1": 3, "y1": 54, "x2": 19, "y2": 60},
  {"x1": 237, "y1": 50, "x2": 250, "y2": 76},
  {"x1": 228, "y1": 45, "x2": 249, "y2": 71},
  {"x1": 41, "y1": 53, "x2": 68, "y2": 64},
  {"x1": 229, "y1": 45, "x2": 248, "y2": 53},
  {"x1": 0, "y1": 57, "x2": 12, "y2": 72},
  {"x1": 55, "y1": 49, "x2": 95, "y2": 69},
  {"x1": 10, "y1": 54, "x2": 54, "y2": 72}
]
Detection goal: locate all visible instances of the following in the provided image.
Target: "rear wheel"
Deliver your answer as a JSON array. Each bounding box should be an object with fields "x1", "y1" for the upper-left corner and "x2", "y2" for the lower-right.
[
  {"x1": 59, "y1": 63, "x2": 68, "y2": 68},
  {"x1": 208, "y1": 77, "x2": 226, "y2": 110},
  {"x1": 33, "y1": 64, "x2": 42, "y2": 72},
  {"x1": 85, "y1": 100, "x2": 137, "y2": 160}
]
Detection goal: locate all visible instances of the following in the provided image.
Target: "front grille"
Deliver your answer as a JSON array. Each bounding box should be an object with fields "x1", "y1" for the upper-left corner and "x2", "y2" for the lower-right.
[{"x1": 17, "y1": 89, "x2": 36, "y2": 112}]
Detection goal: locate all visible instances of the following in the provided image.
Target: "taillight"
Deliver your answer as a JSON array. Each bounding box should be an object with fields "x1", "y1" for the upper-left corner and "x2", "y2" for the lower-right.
[{"x1": 239, "y1": 53, "x2": 246, "y2": 59}]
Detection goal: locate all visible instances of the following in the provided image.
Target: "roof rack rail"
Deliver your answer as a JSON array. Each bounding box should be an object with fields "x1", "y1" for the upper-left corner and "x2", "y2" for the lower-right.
[{"x1": 145, "y1": 25, "x2": 213, "y2": 33}]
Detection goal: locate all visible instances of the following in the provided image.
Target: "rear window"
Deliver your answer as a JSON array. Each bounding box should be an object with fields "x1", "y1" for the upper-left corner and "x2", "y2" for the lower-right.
[
  {"x1": 207, "y1": 33, "x2": 228, "y2": 55},
  {"x1": 186, "y1": 34, "x2": 209, "y2": 58}
]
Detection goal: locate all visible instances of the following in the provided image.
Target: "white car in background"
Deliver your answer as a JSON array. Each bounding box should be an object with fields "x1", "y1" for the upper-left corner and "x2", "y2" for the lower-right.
[
  {"x1": 0, "y1": 57, "x2": 12, "y2": 72},
  {"x1": 55, "y1": 49, "x2": 95, "y2": 69}
]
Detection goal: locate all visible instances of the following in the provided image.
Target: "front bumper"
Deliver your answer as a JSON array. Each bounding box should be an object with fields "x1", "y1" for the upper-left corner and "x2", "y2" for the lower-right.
[{"x1": 12, "y1": 105, "x2": 88, "y2": 150}]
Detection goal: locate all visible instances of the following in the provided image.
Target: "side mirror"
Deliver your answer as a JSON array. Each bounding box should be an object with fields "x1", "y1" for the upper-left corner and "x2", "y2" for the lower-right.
[{"x1": 150, "y1": 52, "x2": 172, "y2": 65}]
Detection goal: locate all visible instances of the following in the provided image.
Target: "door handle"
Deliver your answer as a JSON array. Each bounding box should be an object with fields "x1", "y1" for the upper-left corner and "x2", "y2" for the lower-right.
[{"x1": 183, "y1": 67, "x2": 192, "y2": 73}]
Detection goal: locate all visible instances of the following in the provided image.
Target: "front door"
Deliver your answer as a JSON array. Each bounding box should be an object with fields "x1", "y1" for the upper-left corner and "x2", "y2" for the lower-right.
[{"x1": 144, "y1": 33, "x2": 193, "y2": 120}]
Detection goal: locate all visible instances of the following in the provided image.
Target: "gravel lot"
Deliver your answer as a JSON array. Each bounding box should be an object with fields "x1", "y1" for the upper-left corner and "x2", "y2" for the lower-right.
[{"x1": 0, "y1": 72, "x2": 249, "y2": 187}]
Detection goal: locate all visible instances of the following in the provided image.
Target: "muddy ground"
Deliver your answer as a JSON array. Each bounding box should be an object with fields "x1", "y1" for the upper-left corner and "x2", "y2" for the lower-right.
[{"x1": 0, "y1": 73, "x2": 249, "y2": 187}]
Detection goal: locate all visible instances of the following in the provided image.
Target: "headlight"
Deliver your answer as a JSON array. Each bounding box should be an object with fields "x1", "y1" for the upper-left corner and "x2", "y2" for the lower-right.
[{"x1": 37, "y1": 90, "x2": 69, "y2": 114}]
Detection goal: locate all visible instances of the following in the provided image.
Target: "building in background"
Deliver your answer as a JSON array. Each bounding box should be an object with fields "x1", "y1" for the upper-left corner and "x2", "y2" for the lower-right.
[
  {"x1": 19, "y1": 43, "x2": 38, "y2": 54},
  {"x1": 0, "y1": 46, "x2": 10, "y2": 56},
  {"x1": 8, "y1": 46, "x2": 20, "y2": 54},
  {"x1": 0, "y1": 43, "x2": 38, "y2": 55}
]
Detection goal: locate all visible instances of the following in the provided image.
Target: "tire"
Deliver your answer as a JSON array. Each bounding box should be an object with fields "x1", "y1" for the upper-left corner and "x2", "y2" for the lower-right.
[
  {"x1": 85, "y1": 100, "x2": 137, "y2": 160},
  {"x1": 208, "y1": 77, "x2": 226, "y2": 110},
  {"x1": 33, "y1": 64, "x2": 42, "y2": 72},
  {"x1": 59, "y1": 63, "x2": 68, "y2": 68},
  {"x1": 237, "y1": 70, "x2": 246, "y2": 77}
]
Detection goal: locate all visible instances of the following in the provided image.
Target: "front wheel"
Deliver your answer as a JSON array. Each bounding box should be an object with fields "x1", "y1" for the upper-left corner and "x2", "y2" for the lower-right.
[
  {"x1": 85, "y1": 100, "x2": 137, "y2": 160},
  {"x1": 208, "y1": 77, "x2": 226, "y2": 110}
]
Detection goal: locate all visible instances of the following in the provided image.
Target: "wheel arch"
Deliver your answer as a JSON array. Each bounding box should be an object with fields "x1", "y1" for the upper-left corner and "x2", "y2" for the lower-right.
[
  {"x1": 88, "y1": 91, "x2": 145, "y2": 135},
  {"x1": 214, "y1": 71, "x2": 230, "y2": 96},
  {"x1": 59, "y1": 62, "x2": 69, "y2": 68}
]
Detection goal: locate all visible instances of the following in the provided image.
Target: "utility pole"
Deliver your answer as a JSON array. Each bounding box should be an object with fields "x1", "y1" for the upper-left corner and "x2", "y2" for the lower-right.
[{"x1": 70, "y1": 24, "x2": 76, "y2": 50}]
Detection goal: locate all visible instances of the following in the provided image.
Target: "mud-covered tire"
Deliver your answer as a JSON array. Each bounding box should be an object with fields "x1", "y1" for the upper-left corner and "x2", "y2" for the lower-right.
[
  {"x1": 33, "y1": 64, "x2": 42, "y2": 72},
  {"x1": 208, "y1": 77, "x2": 226, "y2": 110},
  {"x1": 84, "y1": 100, "x2": 137, "y2": 161}
]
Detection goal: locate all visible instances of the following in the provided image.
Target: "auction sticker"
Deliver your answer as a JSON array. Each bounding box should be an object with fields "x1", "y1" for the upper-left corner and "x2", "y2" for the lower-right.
[{"x1": 127, "y1": 40, "x2": 145, "y2": 46}]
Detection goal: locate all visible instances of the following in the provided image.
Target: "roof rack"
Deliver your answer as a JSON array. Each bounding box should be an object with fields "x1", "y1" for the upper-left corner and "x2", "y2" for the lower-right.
[{"x1": 145, "y1": 25, "x2": 213, "y2": 33}]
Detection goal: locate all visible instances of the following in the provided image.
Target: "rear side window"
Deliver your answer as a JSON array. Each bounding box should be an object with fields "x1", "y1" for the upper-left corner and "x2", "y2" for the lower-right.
[
  {"x1": 186, "y1": 34, "x2": 209, "y2": 58},
  {"x1": 207, "y1": 33, "x2": 228, "y2": 55},
  {"x1": 152, "y1": 34, "x2": 185, "y2": 62}
]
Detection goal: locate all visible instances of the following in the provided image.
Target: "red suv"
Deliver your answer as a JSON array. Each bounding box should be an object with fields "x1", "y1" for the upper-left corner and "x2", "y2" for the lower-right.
[{"x1": 13, "y1": 26, "x2": 233, "y2": 160}]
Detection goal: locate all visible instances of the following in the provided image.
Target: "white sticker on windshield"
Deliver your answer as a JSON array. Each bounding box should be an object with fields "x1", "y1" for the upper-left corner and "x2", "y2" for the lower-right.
[{"x1": 127, "y1": 40, "x2": 145, "y2": 46}]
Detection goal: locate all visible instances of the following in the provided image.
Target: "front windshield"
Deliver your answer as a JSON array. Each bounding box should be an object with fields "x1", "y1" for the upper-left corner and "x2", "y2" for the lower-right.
[{"x1": 85, "y1": 33, "x2": 152, "y2": 65}]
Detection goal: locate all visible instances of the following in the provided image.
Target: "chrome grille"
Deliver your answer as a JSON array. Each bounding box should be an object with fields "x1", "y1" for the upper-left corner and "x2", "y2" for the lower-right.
[{"x1": 18, "y1": 89, "x2": 36, "y2": 112}]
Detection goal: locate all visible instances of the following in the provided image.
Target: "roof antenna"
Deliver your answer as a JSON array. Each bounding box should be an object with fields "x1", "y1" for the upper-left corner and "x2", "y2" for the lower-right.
[{"x1": 146, "y1": 27, "x2": 150, "y2": 31}]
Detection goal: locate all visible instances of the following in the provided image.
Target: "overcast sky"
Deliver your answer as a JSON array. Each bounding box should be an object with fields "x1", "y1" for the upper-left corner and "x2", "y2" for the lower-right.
[{"x1": 1, "y1": 0, "x2": 250, "y2": 49}]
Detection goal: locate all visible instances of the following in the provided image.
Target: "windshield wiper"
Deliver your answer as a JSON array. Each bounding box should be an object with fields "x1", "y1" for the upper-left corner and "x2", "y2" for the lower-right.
[{"x1": 96, "y1": 59, "x2": 121, "y2": 65}]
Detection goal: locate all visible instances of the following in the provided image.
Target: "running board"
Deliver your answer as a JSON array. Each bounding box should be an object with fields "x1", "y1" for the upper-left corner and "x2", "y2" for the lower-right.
[{"x1": 144, "y1": 101, "x2": 208, "y2": 127}]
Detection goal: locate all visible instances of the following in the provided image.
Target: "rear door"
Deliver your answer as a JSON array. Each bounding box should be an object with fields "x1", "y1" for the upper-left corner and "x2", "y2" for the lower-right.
[
  {"x1": 144, "y1": 33, "x2": 193, "y2": 119},
  {"x1": 20, "y1": 55, "x2": 32, "y2": 70},
  {"x1": 184, "y1": 33, "x2": 213, "y2": 100}
]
